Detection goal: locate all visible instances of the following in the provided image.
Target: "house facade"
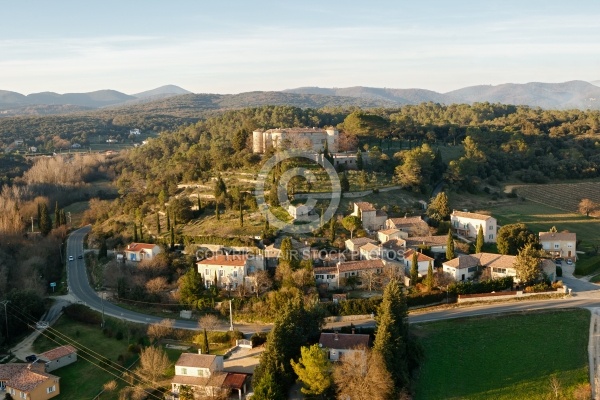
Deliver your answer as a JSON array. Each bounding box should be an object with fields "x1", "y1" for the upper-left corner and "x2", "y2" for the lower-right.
[
  {"x1": 319, "y1": 332, "x2": 370, "y2": 361},
  {"x1": 385, "y1": 216, "x2": 429, "y2": 237},
  {"x1": 314, "y1": 259, "x2": 397, "y2": 290},
  {"x1": 344, "y1": 237, "x2": 378, "y2": 255},
  {"x1": 403, "y1": 249, "x2": 434, "y2": 276},
  {"x1": 405, "y1": 235, "x2": 448, "y2": 254},
  {"x1": 450, "y1": 210, "x2": 497, "y2": 243},
  {"x1": 352, "y1": 202, "x2": 387, "y2": 231},
  {"x1": 39, "y1": 345, "x2": 77, "y2": 372},
  {"x1": 197, "y1": 254, "x2": 265, "y2": 290},
  {"x1": 377, "y1": 228, "x2": 407, "y2": 244},
  {"x1": 0, "y1": 363, "x2": 60, "y2": 400},
  {"x1": 252, "y1": 127, "x2": 339, "y2": 154},
  {"x1": 539, "y1": 232, "x2": 577, "y2": 260},
  {"x1": 125, "y1": 243, "x2": 162, "y2": 262}
]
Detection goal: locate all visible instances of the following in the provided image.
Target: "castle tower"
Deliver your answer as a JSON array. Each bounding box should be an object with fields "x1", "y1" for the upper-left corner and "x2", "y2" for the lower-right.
[{"x1": 252, "y1": 130, "x2": 264, "y2": 153}]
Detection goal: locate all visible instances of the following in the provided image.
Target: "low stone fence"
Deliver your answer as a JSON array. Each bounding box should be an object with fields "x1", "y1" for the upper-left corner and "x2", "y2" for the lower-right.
[{"x1": 457, "y1": 287, "x2": 566, "y2": 303}]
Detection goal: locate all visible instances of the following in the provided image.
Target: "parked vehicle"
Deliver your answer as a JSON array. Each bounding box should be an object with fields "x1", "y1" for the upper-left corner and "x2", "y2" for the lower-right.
[
  {"x1": 69, "y1": 256, "x2": 74, "y2": 261},
  {"x1": 567, "y1": 259, "x2": 573, "y2": 265},
  {"x1": 25, "y1": 355, "x2": 37, "y2": 362}
]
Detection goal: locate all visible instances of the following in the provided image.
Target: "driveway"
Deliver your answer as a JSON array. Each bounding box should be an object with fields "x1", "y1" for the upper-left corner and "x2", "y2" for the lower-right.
[{"x1": 561, "y1": 263, "x2": 600, "y2": 298}]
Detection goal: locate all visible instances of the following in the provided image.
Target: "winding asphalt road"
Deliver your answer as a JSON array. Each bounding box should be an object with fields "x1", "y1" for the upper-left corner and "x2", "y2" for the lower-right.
[{"x1": 67, "y1": 226, "x2": 600, "y2": 333}]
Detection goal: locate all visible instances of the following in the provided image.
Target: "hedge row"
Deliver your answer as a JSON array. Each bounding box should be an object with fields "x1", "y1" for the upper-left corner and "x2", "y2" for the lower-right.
[
  {"x1": 63, "y1": 304, "x2": 103, "y2": 325},
  {"x1": 448, "y1": 277, "x2": 514, "y2": 295}
]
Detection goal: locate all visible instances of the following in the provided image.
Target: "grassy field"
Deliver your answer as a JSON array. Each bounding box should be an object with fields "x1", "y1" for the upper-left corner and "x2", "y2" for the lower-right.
[
  {"x1": 63, "y1": 201, "x2": 90, "y2": 228},
  {"x1": 33, "y1": 316, "x2": 141, "y2": 400},
  {"x1": 413, "y1": 310, "x2": 591, "y2": 400},
  {"x1": 486, "y1": 200, "x2": 600, "y2": 253}
]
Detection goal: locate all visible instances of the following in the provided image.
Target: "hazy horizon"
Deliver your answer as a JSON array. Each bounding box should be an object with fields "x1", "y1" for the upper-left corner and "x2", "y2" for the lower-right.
[{"x1": 1, "y1": 1, "x2": 599, "y2": 95}]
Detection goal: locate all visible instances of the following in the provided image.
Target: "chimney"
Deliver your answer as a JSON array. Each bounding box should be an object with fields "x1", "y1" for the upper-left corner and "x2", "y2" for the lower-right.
[
  {"x1": 334, "y1": 331, "x2": 339, "y2": 341},
  {"x1": 351, "y1": 328, "x2": 355, "y2": 335}
]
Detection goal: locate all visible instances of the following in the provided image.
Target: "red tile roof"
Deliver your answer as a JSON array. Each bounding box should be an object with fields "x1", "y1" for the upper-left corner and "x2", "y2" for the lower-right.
[
  {"x1": 222, "y1": 373, "x2": 249, "y2": 390},
  {"x1": 337, "y1": 259, "x2": 385, "y2": 273},
  {"x1": 403, "y1": 249, "x2": 434, "y2": 262},
  {"x1": 451, "y1": 210, "x2": 494, "y2": 221},
  {"x1": 388, "y1": 216, "x2": 424, "y2": 226},
  {"x1": 40, "y1": 345, "x2": 76, "y2": 361},
  {"x1": 197, "y1": 254, "x2": 249, "y2": 267},
  {"x1": 176, "y1": 353, "x2": 217, "y2": 369},
  {"x1": 0, "y1": 363, "x2": 58, "y2": 393},
  {"x1": 539, "y1": 232, "x2": 576, "y2": 242},
  {"x1": 171, "y1": 372, "x2": 228, "y2": 387},
  {"x1": 126, "y1": 243, "x2": 159, "y2": 251},
  {"x1": 319, "y1": 333, "x2": 370, "y2": 350},
  {"x1": 405, "y1": 235, "x2": 447, "y2": 247},
  {"x1": 354, "y1": 202, "x2": 376, "y2": 211}
]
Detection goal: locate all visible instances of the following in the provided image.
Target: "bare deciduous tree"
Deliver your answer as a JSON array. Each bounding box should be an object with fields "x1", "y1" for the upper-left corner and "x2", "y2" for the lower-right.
[
  {"x1": 135, "y1": 346, "x2": 171, "y2": 384},
  {"x1": 333, "y1": 348, "x2": 394, "y2": 400},
  {"x1": 146, "y1": 319, "x2": 174, "y2": 343},
  {"x1": 579, "y1": 198, "x2": 598, "y2": 217},
  {"x1": 198, "y1": 314, "x2": 221, "y2": 331},
  {"x1": 252, "y1": 270, "x2": 273, "y2": 297}
]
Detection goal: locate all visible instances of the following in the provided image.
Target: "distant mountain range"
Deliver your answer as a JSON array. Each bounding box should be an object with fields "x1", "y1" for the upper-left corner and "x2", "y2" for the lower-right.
[{"x1": 1, "y1": 81, "x2": 600, "y2": 117}]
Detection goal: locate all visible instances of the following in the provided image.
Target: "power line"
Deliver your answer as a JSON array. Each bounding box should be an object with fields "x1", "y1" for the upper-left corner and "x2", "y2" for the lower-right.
[{"x1": 6, "y1": 304, "x2": 166, "y2": 400}]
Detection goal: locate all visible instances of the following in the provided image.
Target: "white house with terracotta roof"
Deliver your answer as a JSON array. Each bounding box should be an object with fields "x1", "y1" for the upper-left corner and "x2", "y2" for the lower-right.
[
  {"x1": 344, "y1": 237, "x2": 378, "y2": 256},
  {"x1": 170, "y1": 353, "x2": 250, "y2": 400},
  {"x1": 451, "y1": 210, "x2": 497, "y2": 243},
  {"x1": 319, "y1": 332, "x2": 370, "y2": 361},
  {"x1": 539, "y1": 231, "x2": 577, "y2": 260},
  {"x1": 385, "y1": 215, "x2": 430, "y2": 236},
  {"x1": 352, "y1": 202, "x2": 387, "y2": 231},
  {"x1": 0, "y1": 363, "x2": 60, "y2": 400},
  {"x1": 314, "y1": 259, "x2": 399, "y2": 290},
  {"x1": 197, "y1": 254, "x2": 265, "y2": 290},
  {"x1": 359, "y1": 243, "x2": 382, "y2": 260},
  {"x1": 39, "y1": 345, "x2": 77, "y2": 372},
  {"x1": 403, "y1": 249, "x2": 435, "y2": 276},
  {"x1": 125, "y1": 242, "x2": 162, "y2": 262}
]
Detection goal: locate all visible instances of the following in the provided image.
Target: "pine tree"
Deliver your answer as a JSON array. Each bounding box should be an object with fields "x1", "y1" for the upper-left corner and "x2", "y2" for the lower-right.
[
  {"x1": 201, "y1": 328, "x2": 210, "y2": 354},
  {"x1": 475, "y1": 225, "x2": 484, "y2": 253},
  {"x1": 426, "y1": 260, "x2": 434, "y2": 290},
  {"x1": 239, "y1": 197, "x2": 244, "y2": 227},
  {"x1": 446, "y1": 230, "x2": 455, "y2": 260},
  {"x1": 215, "y1": 202, "x2": 220, "y2": 221},
  {"x1": 291, "y1": 344, "x2": 332, "y2": 396},
  {"x1": 133, "y1": 222, "x2": 138, "y2": 242},
  {"x1": 356, "y1": 149, "x2": 364, "y2": 171},
  {"x1": 156, "y1": 213, "x2": 161, "y2": 234},
  {"x1": 39, "y1": 203, "x2": 52, "y2": 236},
  {"x1": 98, "y1": 238, "x2": 108, "y2": 260},
  {"x1": 373, "y1": 278, "x2": 410, "y2": 390},
  {"x1": 329, "y1": 218, "x2": 336, "y2": 243},
  {"x1": 166, "y1": 213, "x2": 171, "y2": 231},
  {"x1": 410, "y1": 252, "x2": 419, "y2": 285},
  {"x1": 54, "y1": 201, "x2": 60, "y2": 228}
]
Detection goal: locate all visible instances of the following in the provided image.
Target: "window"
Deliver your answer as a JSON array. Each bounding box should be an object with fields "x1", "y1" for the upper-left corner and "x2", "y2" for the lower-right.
[
  {"x1": 233, "y1": 270, "x2": 238, "y2": 278},
  {"x1": 327, "y1": 274, "x2": 335, "y2": 279},
  {"x1": 181, "y1": 368, "x2": 187, "y2": 375},
  {"x1": 20, "y1": 392, "x2": 26, "y2": 399},
  {"x1": 205, "y1": 269, "x2": 209, "y2": 275},
  {"x1": 554, "y1": 244, "x2": 560, "y2": 249},
  {"x1": 467, "y1": 267, "x2": 477, "y2": 273},
  {"x1": 316, "y1": 274, "x2": 324, "y2": 279},
  {"x1": 198, "y1": 369, "x2": 205, "y2": 377},
  {"x1": 219, "y1": 270, "x2": 224, "y2": 276},
  {"x1": 47, "y1": 385, "x2": 56, "y2": 393},
  {"x1": 489, "y1": 234, "x2": 493, "y2": 240},
  {"x1": 489, "y1": 225, "x2": 494, "y2": 230}
]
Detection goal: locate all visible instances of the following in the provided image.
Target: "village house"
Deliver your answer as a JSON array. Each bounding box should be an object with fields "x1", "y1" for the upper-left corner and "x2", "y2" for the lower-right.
[
  {"x1": 197, "y1": 254, "x2": 265, "y2": 290},
  {"x1": 403, "y1": 249, "x2": 435, "y2": 276},
  {"x1": 442, "y1": 252, "x2": 557, "y2": 282},
  {"x1": 450, "y1": 210, "x2": 497, "y2": 243},
  {"x1": 359, "y1": 242, "x2": 382, "y2": 260},
  {"x1": 39, "y1": 345, "x2": 77, "y2": 372},
  {"x1": 314, "y1": 259, "x2": 400, "y2": 290},
  {"x1": 0, "y1": 363, "x2": 60, "y2": 400},
  {"x1": 539, "y1": 231, "x2": 577, "y2": 260},
  {"x1": 352, "y1": 202, "x2": 387, "y2": 231},
  {"x1": 385, "y1": 215, "x2": 430, "y2": 236},
  {"x1": 404, "y1": 235, "x2": 448, "y2": 255},
  {"x1": 344, "y1": 237, "x2": 378, "y2": 255},
  {"x1": 287, "y1": 203, "x2": 312, "y2": 221},
  {"x1": 377, "y1": 228, "x2": 407, "y2": 243},
  {"x1": 264, "y1": 237, "x2": 310, "y2": 262},
  {"x1": 170, "y1": 353, "x2": 250, "y2": 400},
  {"x1": 130, "y1": 128, "x2": 141, "y2": 135},
  {"x1": 319, "y1": 332, "x2": 370, "y2": 361},
  {"x1": 124, "y1": 243, "x2": 162, "y2": 262}
]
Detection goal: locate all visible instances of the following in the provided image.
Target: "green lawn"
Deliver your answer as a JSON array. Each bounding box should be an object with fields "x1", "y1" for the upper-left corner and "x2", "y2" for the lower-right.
[
  {"x1": 413, "y1": 310, "x2": 590, "y2": 400},
  {"x1": 33, "y1": 316, "x2": 141, "y2": 400}
]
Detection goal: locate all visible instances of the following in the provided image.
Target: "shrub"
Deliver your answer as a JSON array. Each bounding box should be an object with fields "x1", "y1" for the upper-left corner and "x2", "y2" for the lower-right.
[
  {"x1": 407, "y1": 291, "x2": 447, "y2": 307},
  {"x1": 552, "y1": 281, "x2": 564, "y2": 289},
  {"x1": 524, "y1": 282, "x2": 552, "y2": 293},
  {"x1": 251, "y1": 332, "x2": 268, "y2": 347},
  {"x1": 448, "y1": 277, "x2": 513, "y2": 295},
  {"x1": 128, "y1": 344, "x2": 141, "y2": 354},
  {"x1": 115, "y1": 331, "x2": 124, "y2": 340},
  {"x1": 63, "y1": 304, "x2": 102, "y2": 325},
  {"x1": 556, "y1": 266, "x2": 563, "y2": 277}
]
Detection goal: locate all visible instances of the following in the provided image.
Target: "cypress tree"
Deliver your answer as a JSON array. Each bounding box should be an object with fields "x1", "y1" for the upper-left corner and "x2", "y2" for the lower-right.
[
  {"x1": 156, "y1": 213, "x2": 161, "y2": 234},
  {"x1": 170, "y1": 226, "x2": 175, "y2": 251},
  {"x1": 239, "y1": 199, "x2": 244, "y2": 227},
  {"x1": 166, "y1": 212, "x2": 171, "y2": 231},
  {"x1": 410, "y1": 252, "x2": 419, "y2": 285},
  {"x1": 37, "y1": 203, "x2": 41, "y2": 229},
  {"x1": 201, "y1": 328, "x2": 210, "y2": 354},
  {"x1": 59, "y1": 209, "x2": 67, "y2": 226},
  {"x1": 133, "y1": 222, "x2": 138, "y2": 242},
  {"x1": 475, "y1": 225, "x2": 484, "y2": 254},
  {"x1": 356, "y1": 150, "x2": 363, "y2": 171},
  {"x1": 329, "y1": 218, "x2": 336, "y2": 243},
  {"x1": 99, "y1": 238, "x2": 108, "y2": 260},
  {"x1": 39, "y1": 203, "x2": 52, "y2": 236},
  {"x1": 373, "y1": 279, "x2": 410, "y2": 390},
  {"x1": 340, "y1": 172, "x2": 350, "y2": 193},
  {"x1": 426, "y1": 260, "x2": 434, "y2": 291},
  {"x1": 140, "y1": 224, "x2": 144, "y2": 241},
  {"x1": 215, "y1": 202, "x2": 220, "y2": 221},
  {"x1": 446, "y1": 230, "x2": 455, "y2": 260}
]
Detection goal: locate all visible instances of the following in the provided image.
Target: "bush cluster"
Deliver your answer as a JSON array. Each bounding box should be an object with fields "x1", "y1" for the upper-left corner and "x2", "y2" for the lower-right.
[{"x1": 63, "y1": 304, "x2": 102, "y2": 325}]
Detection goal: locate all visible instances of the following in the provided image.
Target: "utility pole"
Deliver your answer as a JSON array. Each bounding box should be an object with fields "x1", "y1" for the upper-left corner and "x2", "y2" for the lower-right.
[
  {"x1": 229, "y1": 300, "x2": 234, "y2": 331},
  {"x1": 1, "y1": 300, "x2": 9, "y2": 341},
  {"x1": 31, "y1": 217, "x2": 34, "y2": 233}
]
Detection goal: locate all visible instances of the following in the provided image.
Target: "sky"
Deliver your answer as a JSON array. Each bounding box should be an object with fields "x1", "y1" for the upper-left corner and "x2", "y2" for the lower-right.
[{"x1": 1, "y1": 0, "x2": 600, "y2": 95}]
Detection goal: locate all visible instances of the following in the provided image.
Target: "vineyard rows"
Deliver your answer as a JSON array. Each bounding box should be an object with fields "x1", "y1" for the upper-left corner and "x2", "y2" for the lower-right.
[{"x1": 514, "y1": 182, "x2": 600, "y2": 213}]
